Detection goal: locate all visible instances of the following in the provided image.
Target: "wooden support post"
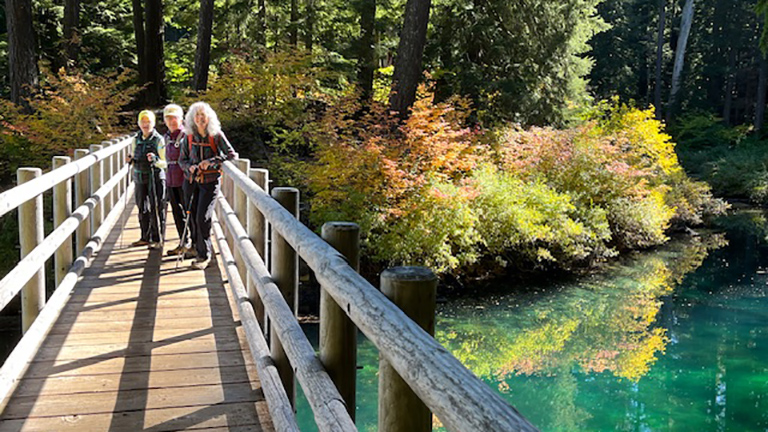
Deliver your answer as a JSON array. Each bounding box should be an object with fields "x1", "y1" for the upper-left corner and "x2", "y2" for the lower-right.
[
  {"x1": 270, "y1": 187, "x2": 299, "y2": 406},
  {"x1": 379, "y1": 267, "x2": 437, "y2": 432},
  {"x1": 320, "y1": 222, "x2": 360, "y2": 420},
  {"x1": 52, "y1": 156, "x2": 73, "y2": 286},
  {"x1": 89, "y1": 144, "x2": 104, "y2": 233},
  {"x1": 234, "y1": 159, "x2": 250, "y2": 285},
  {"x1": 74, "y1": 149, "x2": 91, "y2": 253},
  {"x1": 112, "y1": 138, "x2": 121, "y2": 206},
  {"x1": 101, "y1": 141, "x2": 113, "y2": 217},
  {"x1": 17, "y1": 168, "x2": 45, "y2": 333},
  {"x1": 248, "y1": 168, "x2": 269, "y2": 329},
  {"x1": 109, "y1": 139, "x2": 119, "y2": 208}
]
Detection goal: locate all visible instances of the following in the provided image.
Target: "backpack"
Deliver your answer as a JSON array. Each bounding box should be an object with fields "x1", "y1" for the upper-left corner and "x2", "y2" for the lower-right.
[{"x1": 188, "y1": 134, "x2": 221, "y2": 176}]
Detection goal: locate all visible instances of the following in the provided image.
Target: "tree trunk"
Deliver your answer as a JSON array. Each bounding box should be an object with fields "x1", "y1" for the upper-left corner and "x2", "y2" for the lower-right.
[
  {"x1": 6, "y1": 0, "x2": 39, "y2": 104},
  {"x1": 723, "y1": 46, "x2": 736, "y2": 125},
  {"x1": 290, "y1": 0, "x2": 298, "y2": 47},
  {"x1": 389, "y1": 0, "x2": 432, "y2": 117},
  {"x1": 61, "y1": 0, "x2": 80, "y2": 71},
  {"x1": 144, "y1": 0, "x2": 166, "y2": 104},
  {"x1": 654, "y1": 0, "x2": 665, "y2": 119},
  {"x1": 757, "y1": 52, "x2": 768, "y2": 131},
  {"x1": 705, "y1": 0, "x2": 727, "y2": 112},
  {"x1": 358, "y1": 0, "x2": 376, "y2": 99},
  {"x1": 305, "y1": 0, "x2": 315, "y2": 52},
  {"x1": 193, "y1": 0, "x2": 214, "y2": 91},
  {"x1": 257, "y1": 0, "x2": 266, "y2": 47},
  {"x1": 132, "y1": 0, "x2": 147, "y2": 85},
  {"x1": 666, "y1": 0, "x2": 695, "y2": 122}
]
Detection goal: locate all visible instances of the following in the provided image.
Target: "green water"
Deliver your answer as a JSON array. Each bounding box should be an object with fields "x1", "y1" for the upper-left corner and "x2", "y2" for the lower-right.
[{"x1": 297, "y1": 211, "x2": 768, "y2": 431}]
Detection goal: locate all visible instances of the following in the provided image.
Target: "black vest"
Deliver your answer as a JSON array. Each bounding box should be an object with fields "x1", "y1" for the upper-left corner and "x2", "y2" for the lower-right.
[{"x1": 133, "y1": 130, "x2": 164, "y2": 183}]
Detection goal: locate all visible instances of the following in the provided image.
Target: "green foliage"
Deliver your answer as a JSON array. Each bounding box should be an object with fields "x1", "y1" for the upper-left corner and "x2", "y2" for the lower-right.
[
  {"x1": 200, "y1": 52, "x2": 336, "y2": 134},
  {"x1": 426, "y1": 0, "x2": 608, "y2": 126},
  {"x1": 0, "y1": 69, "x2": 139, "y2": 184},
  {"x1": 673, "y1": 112, "x2": 768, "y2": 203}
]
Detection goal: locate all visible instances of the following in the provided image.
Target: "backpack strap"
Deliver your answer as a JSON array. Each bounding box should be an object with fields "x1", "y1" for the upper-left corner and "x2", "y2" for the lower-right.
[{"x1": 189, "y1": 134, "x2": 222, "y2": 177}]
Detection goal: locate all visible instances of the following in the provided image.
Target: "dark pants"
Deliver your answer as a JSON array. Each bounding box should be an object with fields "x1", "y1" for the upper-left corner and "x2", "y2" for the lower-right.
[
  {"x1": 185, "y1": 180, "x2": 219, "y2": 260},
  {"x1": 134, "y1": 171, "x2": 166, "y2": 243},
  {"x1": 167, "y1": 185, "x2": 190, "y2": 246}
]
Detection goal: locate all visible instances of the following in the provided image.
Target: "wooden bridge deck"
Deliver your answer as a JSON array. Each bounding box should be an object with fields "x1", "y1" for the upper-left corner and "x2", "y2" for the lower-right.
[{"x1": 0, "y1": 202, "x2": 275, "y2": 432}]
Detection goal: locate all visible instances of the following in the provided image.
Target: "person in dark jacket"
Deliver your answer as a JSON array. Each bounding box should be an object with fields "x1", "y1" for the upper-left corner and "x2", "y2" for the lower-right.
[
  {"x1": 128, "y1": 110, "x2": 167, "y2": 249},
  {"x1": 178, "y1": 102, "x2": 237, "y2": 270},
  {"x1": 162, "y1": 104, "x2": 194, "y2": 257}
]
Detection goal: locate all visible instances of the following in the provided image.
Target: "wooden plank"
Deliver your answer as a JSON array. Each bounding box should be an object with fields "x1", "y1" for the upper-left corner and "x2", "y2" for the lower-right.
[
  {"x1": 63, "y1": 296, "x2": 232, "y2": 311},
  {"x1": 57, "y1": 306, "x2": 236, "y2": 324},
  {"x1": 0, "y1": 401, "x2": 272, "y2": 432},
  {"x1": 33, "y1": 332, "x2": 248, "y2": 362},
  {"x1": 12, "y1": 364, "x2": 259, "y2": 397},
  {"x1": 66, "y1": 292, "x2": 229, "y2": 304},
  {"x1": 44, "y1": 326, "x2": 246, "y2": 347},
  {"x1": 46, "y1": 316, "x2": 226, "y2": 334},
  {"x1": 23, "y1": 350, "x2": 255, "y2": 378},
  {"x1": 1, "y1": 382, "x2": 263, "y2": 419}
]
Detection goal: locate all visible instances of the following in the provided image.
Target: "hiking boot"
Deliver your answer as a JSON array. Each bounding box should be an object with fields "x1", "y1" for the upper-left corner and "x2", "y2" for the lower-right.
[
  {"x1": 148, "y1": 242, "x2": 162, "y2": 250},
  {"x1": 166, "y1": 245, "x2": 187, "y2": 256},
  {"x1": 191, "y1": 258, "x2": 210, "y2": 270},
  {"x1": 131, "y1": 239, "x2": 149, "y2": 247},
  {"x1": 183, "y1": 249, "x2": 198, "y2": 260}
]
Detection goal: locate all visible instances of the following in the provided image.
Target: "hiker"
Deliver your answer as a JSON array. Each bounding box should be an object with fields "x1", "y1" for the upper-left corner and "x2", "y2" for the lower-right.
[
  {"x1": 162, "y1": 104, "x2": 194, "y2": 257},
  {"x1": 178, "y1": 102, "x2": 237, "y2": 270},
  {"x1": 128, "y1": 110, "x2": 167, "y2": 249}
]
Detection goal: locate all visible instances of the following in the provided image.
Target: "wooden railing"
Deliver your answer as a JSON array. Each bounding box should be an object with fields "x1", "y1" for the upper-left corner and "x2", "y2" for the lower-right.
[
  {"x1": 0, "y1": 135, "x2": 134, "y2": 409},
  {"x1": 216, "y1": 159, "x2": 539, "y2": 432},
  {"x1": 0, "y1": 137, "x2": 539, "y2": 431}
]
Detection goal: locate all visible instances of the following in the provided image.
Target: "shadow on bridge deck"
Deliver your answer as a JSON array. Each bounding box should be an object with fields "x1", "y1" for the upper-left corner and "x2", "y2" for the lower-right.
[{"x1": 0, "y1": 201, "x2": 274, "y2": 432}]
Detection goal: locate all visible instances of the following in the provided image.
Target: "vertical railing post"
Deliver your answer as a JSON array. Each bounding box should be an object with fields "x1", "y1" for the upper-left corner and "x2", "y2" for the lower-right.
[
  {"x1": 101, "y1": 141, "x2": 113, "y2": 216},
  {"x1": 17, "y1": 168, "x2": 45, "y2": 333},
  {"x1": 110, "y1": 139, "x2": 119, "y2": 201},
  {"x1": 320, "y1": 222, "x2": 360, "y2": 420},
  {"x1": 234, "y1": 158, "x2": 250, "y2": 285},
  {"x1": 270, "y1": 187, "x2": 299, "y2": 406},
  {"x1": 248, "y1": 168, "x2": 269, "y2": 329},
  {"x1": 74, "y1": 149, "x2": 91, "y2": 253},
  {"x1": 52, "y1": 156, "x2": 73, "y2": 286},
  {"x1": 89, "y1": 144, "x2": 104, "y2": 233},
  {"x1": 379, "y1": 267, "x2": 437, "y2": 432}
]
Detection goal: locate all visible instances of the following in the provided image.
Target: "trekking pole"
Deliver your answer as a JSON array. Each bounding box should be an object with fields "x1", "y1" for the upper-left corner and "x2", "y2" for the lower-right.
[
  {"x1": 176, "y1": 190, "x2": 196, "y2": 270},
  {"x1": 120, "y1": 157, "x2": 133, "y2": 249},
  {"x1": 149, "y1": 166, "x2": 164, "y2": 249}
]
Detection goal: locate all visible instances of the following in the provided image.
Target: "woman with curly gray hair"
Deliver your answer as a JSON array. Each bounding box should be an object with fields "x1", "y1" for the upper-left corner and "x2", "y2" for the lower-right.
[{"x1": 178, "y1": 102, "x2": 237, "y2": 270}]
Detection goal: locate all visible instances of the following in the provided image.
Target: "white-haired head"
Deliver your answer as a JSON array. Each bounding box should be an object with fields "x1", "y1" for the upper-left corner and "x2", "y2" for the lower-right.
[{"x1": 184, "y1": 101, "x2": 222, "y2": 137}]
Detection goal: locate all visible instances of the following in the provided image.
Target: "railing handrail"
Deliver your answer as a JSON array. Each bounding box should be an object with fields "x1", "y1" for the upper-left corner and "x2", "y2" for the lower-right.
[
  {"x1": 221, "y1": 161, "x2": 538, "y2": 432},
  {"x1": 215, "y1": 195, "x2": 357, "y2": 431},
  {"x1": 211, "y1": 208, "x2": 302, "y2": 432},
  {"x1": 0, "y1": 135, "x2": 131, "y2": 219},
  {"x1": 0, "y1": 164, "x2": 129, "y2": 313},
  {"x1": 0, "y1": 172, "x2": 133, "y2": 411}
]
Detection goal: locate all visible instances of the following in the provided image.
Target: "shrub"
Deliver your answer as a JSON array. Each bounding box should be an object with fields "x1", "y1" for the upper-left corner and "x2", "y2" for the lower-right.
[
  {"x1": 308, "y1": 94, "x2": 725, "y2": 276},
  {"x1": 0, "y1": 68, "x2": 138, "y2": 184}
]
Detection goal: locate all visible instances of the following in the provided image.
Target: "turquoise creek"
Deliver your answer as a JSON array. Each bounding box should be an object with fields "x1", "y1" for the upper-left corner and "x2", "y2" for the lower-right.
[{"x1": 298, "y1": 210, "x2": 768, "y2": 431}]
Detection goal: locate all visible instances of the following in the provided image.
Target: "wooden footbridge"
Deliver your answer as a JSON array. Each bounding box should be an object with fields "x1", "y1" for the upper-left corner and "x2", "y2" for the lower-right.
[{"x1": 0, "y1": 136, "x2": 538, "y2": 431}]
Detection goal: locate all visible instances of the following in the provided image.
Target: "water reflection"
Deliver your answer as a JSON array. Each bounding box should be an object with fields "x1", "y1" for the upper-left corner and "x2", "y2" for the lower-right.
[
  {"x1": 297, "y1": 211, "x2": 768, "y2": 431},
  {"x1": 437, "y1": 234, "x2": 726, "y2": 384}
]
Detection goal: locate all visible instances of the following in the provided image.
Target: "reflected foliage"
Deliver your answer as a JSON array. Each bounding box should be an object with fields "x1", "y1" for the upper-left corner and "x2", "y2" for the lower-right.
[{"x1": 437, "y1": 233, "x2": 725, "y2": 383}]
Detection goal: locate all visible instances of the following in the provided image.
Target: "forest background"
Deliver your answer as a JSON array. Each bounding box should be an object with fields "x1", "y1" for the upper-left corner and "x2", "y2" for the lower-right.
[{"x1": 0, "y1": 0, "x2": 766, "y2": 282}]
